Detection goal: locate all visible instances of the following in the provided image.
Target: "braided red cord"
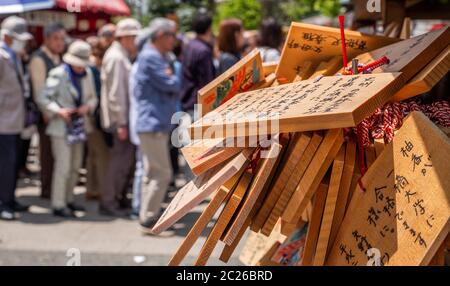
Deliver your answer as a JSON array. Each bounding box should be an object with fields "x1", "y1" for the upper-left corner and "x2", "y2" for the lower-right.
[
  {"x1": 355, "y1": 100, "x2": 450, "y2": 148},
  {"x1": 352, "y1": 100, "x2": 449, "y2": 192},
  {"x1": 358, "y1": 56, "x2": 390, "y2": 73},
  {"x1": 343, "y1": 56, "x2": 390, "y2": 75}
]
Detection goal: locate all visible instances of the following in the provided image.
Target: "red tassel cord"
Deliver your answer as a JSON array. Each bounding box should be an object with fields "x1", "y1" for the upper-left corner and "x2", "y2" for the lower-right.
[
  {"x1": 355, "y1": 100, "x2": 450, "y2": 148},
  {"x1": 338, "y1": 15, "x2": 348, "y2": 70},
  {"x1": 349, "y1": 100, "x2": 449, "y2": 191},
  {"x1": 343, "y1": 56, "x2": 390, "y2": 75},
  {"x1": 359, "y1": 56, "x2": 390, "y2": 74}
]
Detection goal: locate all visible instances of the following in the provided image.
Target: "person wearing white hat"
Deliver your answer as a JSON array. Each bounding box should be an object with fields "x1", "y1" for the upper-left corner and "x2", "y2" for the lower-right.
[
  {"x1": 36, "y1": 40, "x2": 98, "y2": 218},
  {"x1": 0, "y1": 16, "x2": 33, "y2": 220},
  {"x1": 100, "y1": 18, "x2": 141, "y2": 216}
]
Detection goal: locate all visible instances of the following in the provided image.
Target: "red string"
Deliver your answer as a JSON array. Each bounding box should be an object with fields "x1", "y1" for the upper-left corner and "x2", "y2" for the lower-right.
[
  {"x1": 338, "y1": 15, "x2": 348, "y2": 69},
  {"x1": 343, "y1": 56, "x2": 390, "y2": 75},
  {"x1": 358, "y1": 56, "x2": 390, "y2": 73},
  {"x1": 343, "y1": 54, "x2": 445, "y2": 192},
  {"x1": 352, "y1": 100, "x2": 449, "y2": 191},
  {"x1": 355, "y1": 100, "x2": 450, "y2": 148}
]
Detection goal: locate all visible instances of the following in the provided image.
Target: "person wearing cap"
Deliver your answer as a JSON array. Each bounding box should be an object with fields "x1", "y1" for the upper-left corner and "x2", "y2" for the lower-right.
[
  {"x1": 0, "y1": 16, "x2": 33, "y2": 220},
  {"x1": 29, "y1": 22, "x2": 67, "y2": 200},
  {"x1": 100, "y1": 18, "x2": 141, "y2": 216},
  {"x1": 36, "y1": 40, "x2": 98, "y2": 218},
  {"x1": 134, "y1": 17, "x2": 181, "y2": 232}
]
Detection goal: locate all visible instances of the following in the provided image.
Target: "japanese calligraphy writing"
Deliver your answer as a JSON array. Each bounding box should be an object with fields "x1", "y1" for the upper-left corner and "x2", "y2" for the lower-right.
[{"x1": 326, "y1": 112, "x2": 450, "y2": 266}]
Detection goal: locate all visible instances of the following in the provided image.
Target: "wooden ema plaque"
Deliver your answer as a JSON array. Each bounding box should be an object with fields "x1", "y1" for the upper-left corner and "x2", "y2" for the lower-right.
[
  {"x1": 181, "y1": 137, "x2": 244, "y2": 176},
  {"x1": 198, "y1": 49, "x2": 264, "y2": 117},
  {"x1": 271, "y1": 223, "x2": 309, "y2": 265},
  {"x1": 220, "y1": 211, "x2": 265, "y2": 263},
  {"x1": 328, "y1": 139, "x2": 357, "y2": 250},
  {"x1": 258, "y1": 73, "x2": 277, "y2": 89},
  {"x1": 252, "y1": 133, "x2": 311, "y2": 232},
  {"x1": 238, "y1": 220, "x2": 286, "y2": 266},
  {"x1": 220, "y1": 146, "x2": 285, "y2": 263},
  {"x1": 282, "y1": 129, "x2": 344, "y2": 226},
  {"x1": 168, "y1": 168, "x2": 247, "y2": 265},
  {"x1": 219, "y1": 217, "x2": 251, "y2": 263},
  {"x1": 276, "y1": 22, "x2": 399, "y2": 82},
  {"x1": 326, "y1": 112, "x2": 450, "y2": 266},
  {"x1": 348, "y1": 26, "x2": 450, "y2": 84},
  {"x1": 301, "y1": 182, "x2": 329, "y2": 266},
  {"x1": 280, "y1": 215, "x2": 307, "y2": 237},
  {"x1": 391, "y1": 45, "x2": 450, "y2": 102},
  {"x1": 223, "y1": 143, "x2": 283, "y2": 245},
  {"x1": 262, "y1": 132, "x2": 323, "y2": 236},
  {"x1": 374, "y1": 138, "x2": 385, "y2": 157},
  {"x1": 250, "y1": 133, "x2": 292, "y2": 233},
  {"x1": 189, "y1": 73, "x2": 403, "y2": 138},
  {"x1": 428, "y1": 234, "x2": 450, "y2": 266},
  {"x1": 310, "y1": 56, "x2": 342, "y2": 79},
  {"x1": 257, "y1": 242, "x2": 282, "y2": 266},
  {"x1": 365, "y1": 144, "x2": 377, "y2": 168},
  {"x1": 263, "y1": 62, "x2": 278, "y2": 77},
  {"x1": 168, "y1": 186, "x2": 230, "y2": 266},
  {"x1": 194, "y1": 171, "x2": 253, "y2": 266},
  {"x1": 313, "y1": 146, "x2": 346, "y2": 266},
  {"x1": 152, "y1": 149, "x2": 253, "y2": 234}
]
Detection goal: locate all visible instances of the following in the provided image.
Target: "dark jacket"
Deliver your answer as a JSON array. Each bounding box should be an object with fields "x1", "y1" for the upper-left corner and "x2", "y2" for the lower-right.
[
  {"x1": 180, "y1": 38, "x2": 215, "y2": 111},
  {"x1": 218, "y1": 52, "x2": 240, "y2": 75}
]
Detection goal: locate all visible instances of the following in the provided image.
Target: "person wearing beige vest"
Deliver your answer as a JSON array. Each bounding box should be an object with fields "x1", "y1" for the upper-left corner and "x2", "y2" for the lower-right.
[
  {"x1": 36, "y1": 40, "x2": 98, "y2": 217},
  {"x1": 29, "y1": 22, "x2": 66, "y2": 200},
  {"x1": 99, "y1": 18, "x2": 141, "y2": 216}
]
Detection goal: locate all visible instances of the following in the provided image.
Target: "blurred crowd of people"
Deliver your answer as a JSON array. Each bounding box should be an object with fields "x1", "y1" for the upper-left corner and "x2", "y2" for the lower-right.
[{"x1": 0, "y1": 11, "x2": 284, "y2": 234}]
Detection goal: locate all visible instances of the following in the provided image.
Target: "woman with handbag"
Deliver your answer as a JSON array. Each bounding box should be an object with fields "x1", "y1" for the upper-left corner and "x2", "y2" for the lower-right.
[{"x1": 37, "y1": 40, "x2": 98, "y2": 218}]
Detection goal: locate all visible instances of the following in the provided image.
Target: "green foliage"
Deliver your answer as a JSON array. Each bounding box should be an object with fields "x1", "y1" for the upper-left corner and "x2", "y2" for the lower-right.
[
  {"x1": 280, "y1": 0, "x2": 341, "y2": 22},
  {"x1": 214, "y1": 0, "x2": 263, "y2": 31},
  {"x1": 125, "y1": 0, "x2": 343, "y2": 32},
  {"x1": 134, "y1": 0, "x2": 210, "y2": 32}
]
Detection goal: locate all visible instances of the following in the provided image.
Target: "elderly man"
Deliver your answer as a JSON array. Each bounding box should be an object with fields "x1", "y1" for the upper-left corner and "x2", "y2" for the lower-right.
[
  {"x1": 134, "y1": 18, "x2": 181, "y2": 232},
  {"x1": 0, "y1": 16, "x2": 33, "y2": 220},
  {"x1": 29, "y1": 22, "x2": 66, "y2": 199},
  {"x1": 100, "y1": 18, "x2": 141, "y2": 216}
]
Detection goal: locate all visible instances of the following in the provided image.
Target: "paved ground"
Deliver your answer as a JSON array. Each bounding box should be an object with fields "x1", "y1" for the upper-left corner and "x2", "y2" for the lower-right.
[{"x1": 0, "y1": 177, "x2": 244, "y2": 266}]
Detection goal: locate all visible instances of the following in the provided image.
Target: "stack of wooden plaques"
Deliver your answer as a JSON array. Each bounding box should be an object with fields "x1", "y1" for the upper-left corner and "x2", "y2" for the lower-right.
[{"x1": 151, "y1": 22, "x2": 450, "y2": 266}]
